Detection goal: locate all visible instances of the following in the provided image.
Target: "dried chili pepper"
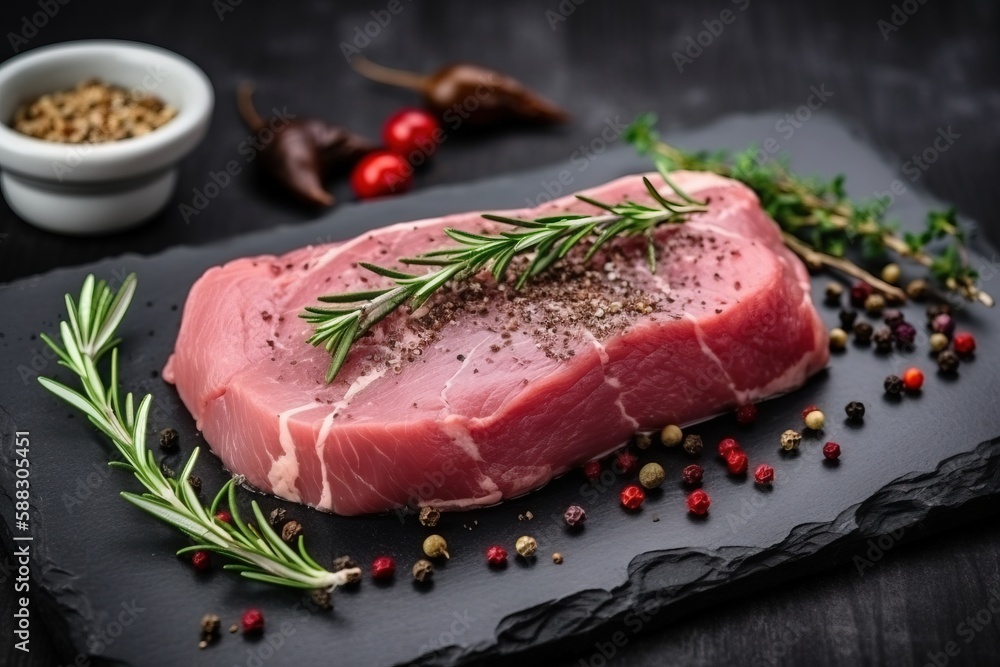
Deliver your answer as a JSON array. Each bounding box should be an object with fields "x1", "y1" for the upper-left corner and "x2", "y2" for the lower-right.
[
  {"x1": 350, "y1": 57, "x2": 568, "y2": 128},
  {"x1": 237, "y1": 83, "x2": 374, "y2": 207}
]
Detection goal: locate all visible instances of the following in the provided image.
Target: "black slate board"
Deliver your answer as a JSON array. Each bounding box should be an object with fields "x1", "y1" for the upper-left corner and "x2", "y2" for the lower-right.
[{"x1": 2, "y1": 114, "x2": 999, "y2": 667}]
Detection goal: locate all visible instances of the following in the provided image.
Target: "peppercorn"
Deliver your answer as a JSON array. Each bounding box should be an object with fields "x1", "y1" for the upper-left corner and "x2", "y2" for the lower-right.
[
  {"x1": 187, "y1": 475, "x2": 202, "y2": 493},
  {"x1": 953, "y1": 332, "x2": 976, "y2": 356},
  {"x1": 486, "y1": 545, "x2": 508, "y2": 566},
  {"x1": 902, "y1": 367, "x2": 924, "y2": 391},
  {"x1": 718, "y1": 437, "x2": 741, "y2": 458},
  {"x1": 639, "y1": 463, "x2": 666, "y2": 489},
  {"x1": 661, "y1": 424, "x2": 683, "y2": 447},
  {"x1": 804, "y1": 410, "x2": 826, "y2": 431},
  {"x1": 853, "y1": 321, "x2": 873, "y2": 345},
  {"x1": 838, "y1": 309, "x2": 858, "y2": 330},
  {"x1": 930, "y1": 314, "x2": 955, "y2": 337},
  {"x1": 686, "y1": 489, "x2": 711, "y2": 515},
  {"x1": 926, "y1": 303, "x2": 952, "y2": 321},
  {"x1": 281, "y1": 520, "x2": 302, "y2": 543},
  {"x1": 881, "y1": 263, "x2": 901, "y2": 285},
  {"x1": 418, "y1": 506, "x2": 441, "y2": 527},
  {"x1": 884, "y1": 374, "x2": 903, "y2": 395},
  {"x1": 229, "y1": 623, "x2": 239, "y2": 634},
  {"x1": 883, "y1": 309, "x2": 904, "y2": 328},
  {"x1": 615, "y1": 450, "x2": 639, "y2": 475},
  {"x1": 191, "y1": 550, "x2": 210, "y2": 572},
  {"x1": 268, "y1": 507, "x2": 286, "y2": 527},
  {"x1": 214, "y1": 509, "x2": 232, "y2": 524},
  {"x1": 825, "y1": 282, "x2": 844, "y2": 304},
  {"x1": 754, "y1": 464, "x2": 775, "y2": 485},
  {"x1": 311, "y1": 588, "x2": 332, "y2": 610},
  {"x1": 633, "y1": 433, "x2": 652, "y2": 450},
  {"x1": 937, "y1": 350, "x2": 960, "y2": 374},
  {"x1": 780, "y1": 429, "x2": 802, "y2": 451},
  {"x1": 845, "y1": 401, "x2": 865, "y2": 423},
  {"x1": 864, "y1": 293, "x2": 886, "y2": 316},
  {"x1": 241, "y1": 608, "x2": 265, "y2": 635},
  {"x1": 620, "y1": 484, "x2": 646, "y2": 510},
  {"x1": 582, "y1": 460, "x2": 602, "y2": 480},
  {"x1": 412, "y1": 559, "x2": 434, "y2": 582},
  {"x1": 683, "y1": 434, "x2": 703, "y2": 455},
  {"x1": 422, "y1": 534, "x2": 450, "y2": 559},
  {"x1": 552, "y1": 553, "x2": 564, "y2": 564},
  {"x1": 563, "y1": 505, "x2": 587, "y2": 527},
  {"x1": 331, "y1": 555, "x2": 361, "y2": 584},
  {"x1": 829, "y1": 327, "x2": 848, "y2": 351},
  {"x1": 158, "y1": 427, "x2": 179, "y2": 452},
  {"x1": 893, "y1": 322, "x2": 917, "y2": 349},
  {"x1": 873, "y1": 326, "x2": 894, "y2": 353},
  {"x1": 371, "y1": 556, "x2": 396, "y2": 580},
  {"x1": 906, "y1": 279, "x2": 930, "y2": 300},
  {"x1": 515, "y1": 535, "x2": 538, "y2": 557},
  {"x1": 929, "y1": 332, "x2": 949, "y2": 353},
  {"x1": 822, "y1": 441, "x2": 841, "y2": 460},
  {"x1": 735, "y1": 404, "x2": 758, "y2": 425},
  {"x1": 850, "y1": 281, "x2": 873, "y2": 307},
  {"x1": 681, "y1": 464, "x2": 704, "y2": 486},
  {"x1": 199, "y1": 613, "x2": 221, "y2": 649},
  {"x1": 725, "y1": 450, "x2": 749, "y2": 475}
]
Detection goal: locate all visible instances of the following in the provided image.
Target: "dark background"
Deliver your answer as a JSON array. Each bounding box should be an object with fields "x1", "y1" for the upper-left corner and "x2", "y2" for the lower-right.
[{"x1": 2, "y1": 1, "x2": 999, "y2": 665}]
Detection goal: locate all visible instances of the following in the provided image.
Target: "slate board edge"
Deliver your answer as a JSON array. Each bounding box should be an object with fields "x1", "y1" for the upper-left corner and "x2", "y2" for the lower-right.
[{"x1": 413, "y1": 436, "x2": 1000, "y2": 667}]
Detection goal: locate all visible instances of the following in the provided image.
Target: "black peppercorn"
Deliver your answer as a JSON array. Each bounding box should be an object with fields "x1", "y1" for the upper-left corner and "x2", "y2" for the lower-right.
[
  {"x1": 187, "y1": 475, "x2": 202, "y2": 493},
  {"x1": 159, "y1": 427, "x2": 179, "y2": 452},
  {"x1": 873, "y1": 326, "x2": 894, "y2": 353},
  {"x1": 845, "y1": 401, "x2": 865, "y2": 422},
  {"x1": 884, "y1": 374, "x2": 903, "y2": 395},
  {"x1": 937, "y1": 350, "x2": 960, "y2": 374},
  {"x1": 883, "y1": 309, "x2": 904, "y2": 328},
  {"x1": 839, "y1": 309, "x2": 858, "y2": 330},
  {"x1": 281, "y1": 519, "x2": 303, "y2": 543},
  {"x1": 268, "y1": 507, "x2": 287, "y2": 527},
  {"x1": 853, "y1": 321, "x2": 873, "y2": 345}
]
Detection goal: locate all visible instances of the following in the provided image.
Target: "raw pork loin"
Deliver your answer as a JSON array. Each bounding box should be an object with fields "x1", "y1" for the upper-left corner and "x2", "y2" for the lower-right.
[{"x1": 163, "y1": 171, "x2": 828, "y2": 515}]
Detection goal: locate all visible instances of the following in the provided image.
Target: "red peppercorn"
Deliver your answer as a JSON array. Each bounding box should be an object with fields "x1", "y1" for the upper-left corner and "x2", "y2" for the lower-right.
[
  {"x1": 582, "y1": 460, "x2": 602, "y2": 480},
  {"x1": 620, "y1": 484, "x2": 646, "y2": 510},
  {"x1": 953, "y1": 332, "x2": 976, "y2": 356},
  {"x1": 823, "y1": 441, "x2": 842, "y2": 460},
  {"x1": 350, "y1": 150, "x2": 413, "y2": 199},
  {"x1": 800, "y1": 404, "x2": 819, "y2": 421},
  {"x1": 191, "y1": 550, "x2": 210, "y2": 572},
  {"x1": 615, "y1": 451, "x2": 639, "y2": 475},
  {"x1": 214, "y1": 509, "x2": 232, "y2": 524},
  {"x1": 850, "y1": 281, "x2": 873, "y2": 307},
  {"x1": 371, "y1": 556, "x2": 396, "y2": 580},
  {"x1": 725, "y1": 450, "x2": 749, "y2": 475},
  {"x1": 735, "y1": 404, "x2": 758, "y2": 425},
  {"x1": 902, "y1": 367, "x2": 924, "y2": 391},
  {"x1": 717, "y1": 437, "x2": 741, "y2": 458},
  {"x1": 382, "y1": 108, "x2": 441, "y2": 158},
  {"x1": 241, "y1": 608, "x2": 265, "y2": 635},
  {"x1": 754, "y1": 464, "x2": 775, "y2": 485},
  {"x1": 486, "y1": 545, "x2": 508, "y2": 566},
  {"x1": 681, "y1": 464, "x2": 704, "y2": 486},
  {"x1": 686, "y1": 489, "x2": 711, "y2": 515}
]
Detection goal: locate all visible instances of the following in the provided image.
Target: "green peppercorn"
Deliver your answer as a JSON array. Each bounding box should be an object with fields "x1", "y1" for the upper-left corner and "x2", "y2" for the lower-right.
[
  {"x1": 881, "y1": 263, "x2": 901, "y2": 285},
  {"x1": 683, "y1": 434, "x2": 703, "y2": 455},
  {"x1": 853, "y1": 321, "x2": 873, "y2": 345},
  {"x1": 661, "y1": 424, "x2": 683, "y2": 447},
  {"x1": 412, "y1": 559, "x2": 434, "y2": 582},
  {"x1": 515, "y1": 535, "x2": 538, "y2": 558},
  {"x1": 937, "y1": 350, "x2": 960, "y2": 374},
  {"x1": 845, "y1": 401, "x2": 865, "y2": 422},
  {"x1": 422, "y1": 534, "x2": 450, "y2": 559},
  {"x1": 864, "y1": 293, "x2": 886, "y2": 316},
  {"x1": 780, "y1": 429, "x2": 802, "y2": 451},
  {"x1": 906, "y1": 279, "x2": 929, "y2": 300},
  {"x1": 804, "y1": 410, "x2": 825, "y2": 430},
  {"x1": 829, "y1": 327, "x2": 848, "y2": 351},
  {"x1": 639, "y1": 462, "x2": 666, "y2": 489},
  {"x1": 929, "y1": 332, "x2": 949, "y2": 353},
  {"x1": 884, "y1": 374, "x2": 903, "y2": 395}
]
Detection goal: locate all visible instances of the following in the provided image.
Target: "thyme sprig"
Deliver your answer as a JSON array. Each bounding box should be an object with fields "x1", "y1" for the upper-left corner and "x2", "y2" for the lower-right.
[
  {"x1": 39, "y1": 274, "x2": 359, "y2": 592},
  {"x1": 626, "y1": 113, "x2": 993, "y2": 307},
  {"x1": 302, "y1": 176, "x2": 706, "y2": 382}
]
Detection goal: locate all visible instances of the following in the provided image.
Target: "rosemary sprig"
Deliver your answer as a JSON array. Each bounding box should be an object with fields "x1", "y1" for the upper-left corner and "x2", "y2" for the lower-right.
[
  {"x1": 302, "y1": 176, "x2": 707, "y2": 382},
  {"x1": 625, "y1": 112, "x2": 993, "y2": 307},
  {"x1": 38, "y1": 274, "x2": 359, "y2": 592}
]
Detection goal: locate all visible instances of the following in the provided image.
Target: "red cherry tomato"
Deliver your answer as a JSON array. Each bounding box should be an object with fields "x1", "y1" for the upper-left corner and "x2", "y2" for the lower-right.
[
  {"x1": 350, "y1": 151, "x2": 413, "y2": 199},
  {"x1": 383, "y1": 108, "x2": 441, "y2": 158}
]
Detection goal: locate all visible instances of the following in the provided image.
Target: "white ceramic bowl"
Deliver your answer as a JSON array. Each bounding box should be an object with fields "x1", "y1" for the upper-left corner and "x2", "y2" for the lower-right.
[{"x1": 0, "y1": 40, "x2": 213, "y2": 234}]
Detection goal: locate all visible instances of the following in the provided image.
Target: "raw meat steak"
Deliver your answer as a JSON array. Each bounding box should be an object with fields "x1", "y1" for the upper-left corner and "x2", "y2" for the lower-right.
[{"x1": 163, "y1": 171, "x2": 829, "y2": 515}]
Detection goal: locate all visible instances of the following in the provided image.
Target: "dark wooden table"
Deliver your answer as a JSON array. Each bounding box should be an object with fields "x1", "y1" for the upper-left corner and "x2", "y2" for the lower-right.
[{"x1": 2, "y1": 1, "x2": 999, "y2": 665}]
